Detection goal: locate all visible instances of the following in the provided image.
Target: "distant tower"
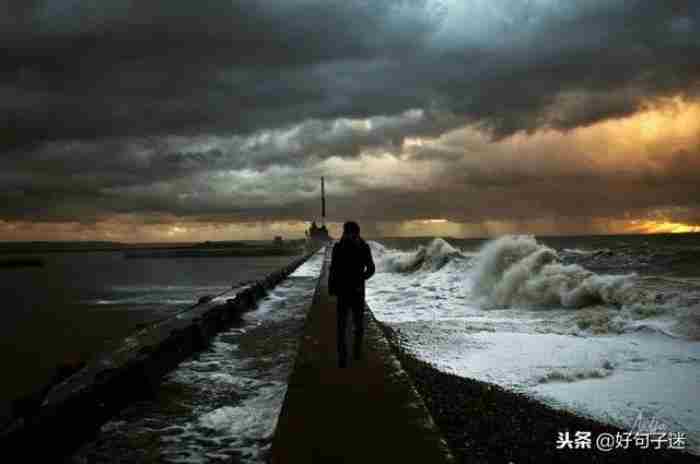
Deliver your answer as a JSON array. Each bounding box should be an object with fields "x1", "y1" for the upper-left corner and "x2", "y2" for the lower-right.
[
  {"x1": 321, "y1": 176, "x2": 326, "y2": 226},
  {"x1": 306, "y1": 177, "x2": 331, "y2": 243}
]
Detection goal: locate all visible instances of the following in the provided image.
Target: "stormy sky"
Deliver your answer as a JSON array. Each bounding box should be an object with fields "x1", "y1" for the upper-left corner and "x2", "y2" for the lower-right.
[{"x1": 1, "y1": 0, "x2": 699, "y2": 241}]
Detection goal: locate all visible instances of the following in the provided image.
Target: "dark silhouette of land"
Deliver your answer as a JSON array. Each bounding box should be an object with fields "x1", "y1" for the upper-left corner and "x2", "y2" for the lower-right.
[
  {"x1": 0, "y1": 239, "x2": 306, "y2": 258},
  {"x1": 0, "y1": 258, "x2": 43, "y2": 268}
]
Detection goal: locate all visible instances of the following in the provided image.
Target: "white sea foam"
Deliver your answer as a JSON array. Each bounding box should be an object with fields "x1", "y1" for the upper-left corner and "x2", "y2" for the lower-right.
[
  {"x1": 366, "y1": 236, "x2": 700, "y2": 454},
  {"x1": 85, "y1": 283, "x2": 232, "y2": 308},
  {"x1": 289, "y1": 249, "x2": 325, "y2": 277},
  {"x1": 563, "y1": 248, "x2": 593, "y2": 255},
  {"x1": 536, "y1": 366, "x2": 613, "y2": 384},
  {"x1": 198, "y1": 384, "x2": 284, "y2": 436}
]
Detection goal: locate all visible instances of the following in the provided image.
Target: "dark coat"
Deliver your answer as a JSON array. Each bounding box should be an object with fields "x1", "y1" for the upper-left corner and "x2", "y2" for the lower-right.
[{"x1": 328, "y1": 236, "x2": 375, "y2": 297}]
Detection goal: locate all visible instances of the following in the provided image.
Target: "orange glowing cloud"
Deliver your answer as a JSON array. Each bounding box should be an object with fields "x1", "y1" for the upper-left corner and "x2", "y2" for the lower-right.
[{"x1": 626, "y1": 220, "x2": 700, "y2": 234}]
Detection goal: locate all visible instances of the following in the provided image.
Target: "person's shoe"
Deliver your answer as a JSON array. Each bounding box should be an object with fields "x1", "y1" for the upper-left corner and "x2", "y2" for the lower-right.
[{"x1": 338, "y1": 359, "x2": 347, "y2": 368}]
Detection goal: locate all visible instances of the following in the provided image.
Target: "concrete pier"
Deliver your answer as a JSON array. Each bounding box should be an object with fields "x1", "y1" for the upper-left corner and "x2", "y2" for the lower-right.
[{"x1": 271, "y1": 247, "x2": 454, "y2": 463}]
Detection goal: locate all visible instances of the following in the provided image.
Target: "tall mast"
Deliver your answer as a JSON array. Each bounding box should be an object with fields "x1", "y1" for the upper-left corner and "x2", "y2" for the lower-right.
[{"x1": 321, "y1": 176, "x2": 326, "y2": 225}]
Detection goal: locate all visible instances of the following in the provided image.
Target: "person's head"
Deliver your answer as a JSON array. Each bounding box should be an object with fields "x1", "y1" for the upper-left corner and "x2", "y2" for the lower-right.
[{"x1": 343, "y1": 221, "x2": 360, "y2": 239}]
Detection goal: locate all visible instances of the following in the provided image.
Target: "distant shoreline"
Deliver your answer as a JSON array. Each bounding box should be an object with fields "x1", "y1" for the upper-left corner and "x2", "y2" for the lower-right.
[
  {"x1": 0, "y1": 258, "x2": 44, "y2": 268},
  {"x1": 0, "y1": 239, "x2": 307, "y2": 256}
]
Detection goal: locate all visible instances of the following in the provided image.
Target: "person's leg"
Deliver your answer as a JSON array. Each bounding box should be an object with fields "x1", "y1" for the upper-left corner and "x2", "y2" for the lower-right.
[
  {"x1": 351, "y1": 295, "x2": 365, "y2": 361},
  {"x1": 336, "y1": 297, "x2": 349, "y2": 368}
]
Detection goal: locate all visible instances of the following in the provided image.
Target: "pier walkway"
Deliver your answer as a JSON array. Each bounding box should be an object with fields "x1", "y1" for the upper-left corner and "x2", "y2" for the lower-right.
[{"x1": 271, "y1": 247, "x2": 454, "y2": 463}]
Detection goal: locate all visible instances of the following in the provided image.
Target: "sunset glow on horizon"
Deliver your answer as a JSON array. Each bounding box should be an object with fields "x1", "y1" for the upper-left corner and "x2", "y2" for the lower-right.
[{"x1": 627, "y1": 221, "x2": 700, "y2": 235}]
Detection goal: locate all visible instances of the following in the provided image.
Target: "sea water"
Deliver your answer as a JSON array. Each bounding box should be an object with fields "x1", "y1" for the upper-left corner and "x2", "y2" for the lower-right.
[
  {"x1": 0, "y1": 251, "x2": 302, "y2": 406},
  {"x1": 366, "y1": 234, "x2": 700, "y2": 454},
  {"x1": 12, "y1": 235, "x2": 700, "y2": 460},
  {"x1": 72, "y1": 251, "x2": 324, "y2": 463}
]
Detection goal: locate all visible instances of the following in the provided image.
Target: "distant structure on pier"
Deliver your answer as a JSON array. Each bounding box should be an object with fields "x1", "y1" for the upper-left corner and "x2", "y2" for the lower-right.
[
  {"x1": 307, "y1": 221, "x2": 329, "y2": 242},
  {"x1": 306, "y1": 177, "x2": 331, "y2": 245}
]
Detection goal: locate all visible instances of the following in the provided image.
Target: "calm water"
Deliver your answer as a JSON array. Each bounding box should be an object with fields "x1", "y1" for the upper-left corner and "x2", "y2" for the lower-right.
[{"x1": 0, "y1": 251, "x2": 301, "y2": 405}]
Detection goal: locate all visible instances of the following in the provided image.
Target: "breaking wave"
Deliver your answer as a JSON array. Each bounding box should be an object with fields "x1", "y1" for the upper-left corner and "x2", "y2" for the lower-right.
[
  {"x1": 367, "y1": 236, "x2": 700, "y2": 339},
  {"x1": 471, "y1": 235, "x2": 634, "y2": 309},
  {"x1": 371, "y1": 238, "x2": 463, "y2": 273}
]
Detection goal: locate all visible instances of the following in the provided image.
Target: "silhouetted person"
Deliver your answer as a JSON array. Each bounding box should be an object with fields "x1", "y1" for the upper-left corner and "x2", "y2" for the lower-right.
[{"x1": 328, "y1": 221, "x2": 375, "y2": 368}]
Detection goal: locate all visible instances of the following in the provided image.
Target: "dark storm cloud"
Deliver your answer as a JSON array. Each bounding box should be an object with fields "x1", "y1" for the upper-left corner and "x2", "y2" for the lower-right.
[
  {"x1": 3, "y1": 0, "x2": 699, "y2": 150},
  {"x1": 2, "y1": 0, "x2": 700, "y2": 230},
  {"x1": 429, "y1": 1, "x2": 700, "y2": 137},
  {"x1": 0, "y1": 0, "x2": 439, "y2": 149}
]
